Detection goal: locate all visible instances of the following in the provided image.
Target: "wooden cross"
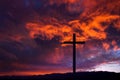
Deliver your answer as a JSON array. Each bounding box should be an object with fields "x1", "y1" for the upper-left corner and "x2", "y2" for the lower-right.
[{"x1": 63, "y1": 33, "x2": 85, "y2": 74}]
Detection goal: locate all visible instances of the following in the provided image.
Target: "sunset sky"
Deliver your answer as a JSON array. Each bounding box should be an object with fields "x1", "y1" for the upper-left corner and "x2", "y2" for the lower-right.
[{"x1": 0, "y1": 0, "x2": 120, "y2": 76}]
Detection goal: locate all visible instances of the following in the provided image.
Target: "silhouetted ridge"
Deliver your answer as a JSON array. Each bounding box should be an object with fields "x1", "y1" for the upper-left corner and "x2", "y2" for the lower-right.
[{"x1": 0, "y1": 71, "x2": 120, "y2": 80}]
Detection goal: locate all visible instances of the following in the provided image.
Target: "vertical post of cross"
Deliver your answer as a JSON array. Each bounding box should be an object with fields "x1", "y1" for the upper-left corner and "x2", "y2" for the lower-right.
[{"x1": 73, "y1": 33, "x2": 76, "y2": 74}]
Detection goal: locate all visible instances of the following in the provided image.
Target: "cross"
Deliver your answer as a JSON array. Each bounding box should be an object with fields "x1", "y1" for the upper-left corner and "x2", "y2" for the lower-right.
[{"x1": 63, "y1": 33, "x2": 85, "y2": 74}]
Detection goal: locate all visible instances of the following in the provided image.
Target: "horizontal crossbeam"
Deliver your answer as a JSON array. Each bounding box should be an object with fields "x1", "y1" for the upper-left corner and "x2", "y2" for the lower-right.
[{"x1": 63, "y1": 41, "x2": 85, "y2": 44}]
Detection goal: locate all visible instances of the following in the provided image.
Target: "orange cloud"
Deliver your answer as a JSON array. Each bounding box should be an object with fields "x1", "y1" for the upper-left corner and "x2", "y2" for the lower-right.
[
  {"x1": 26, "y1": 14, "x2": 119, "y2": 46},
  {"x1": 111, "y1": 40, "x2": 120, "y2": 51},
  {"x1": 26, "y1": 23, "x2": 73, "y2": 42},
  {"x1": 103, "y1": 42, "x2": 110, "y2": 51},
  {"x1": 49, "y1": 0, "x2": 78, "y2": 5}
]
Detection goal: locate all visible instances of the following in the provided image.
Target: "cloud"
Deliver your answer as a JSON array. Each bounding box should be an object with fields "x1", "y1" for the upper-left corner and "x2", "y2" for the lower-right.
[{"x1": 0, "y1": 0, "x2": 120, "y2": 75}]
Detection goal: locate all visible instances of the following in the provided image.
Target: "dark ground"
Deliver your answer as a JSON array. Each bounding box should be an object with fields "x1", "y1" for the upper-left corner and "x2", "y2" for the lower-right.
[{"x1": 0, "y1": 72, "x2": 120, "y2": 80}]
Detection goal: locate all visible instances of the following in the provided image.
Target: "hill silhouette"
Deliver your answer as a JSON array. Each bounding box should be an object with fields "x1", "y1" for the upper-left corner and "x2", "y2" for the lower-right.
[{"x1": 0, "y1": 71, "x2": 120, "y2": 80}]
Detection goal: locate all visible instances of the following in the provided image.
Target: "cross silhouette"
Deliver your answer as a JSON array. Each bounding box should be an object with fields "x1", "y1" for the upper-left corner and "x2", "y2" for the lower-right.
[{"x1": 63, "y1": 33, "x2": 85, "y2": 74}]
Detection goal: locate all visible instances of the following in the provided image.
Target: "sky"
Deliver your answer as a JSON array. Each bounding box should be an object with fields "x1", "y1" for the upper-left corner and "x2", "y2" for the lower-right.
[{"x1": 0, "y1": 0, "x2": 120, "y2": 76}]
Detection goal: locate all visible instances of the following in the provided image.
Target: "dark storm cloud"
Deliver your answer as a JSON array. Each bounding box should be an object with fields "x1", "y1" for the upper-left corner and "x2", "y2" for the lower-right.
[{"x1": 0, "y1": 38, "x2": 61, "y2": 72}]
